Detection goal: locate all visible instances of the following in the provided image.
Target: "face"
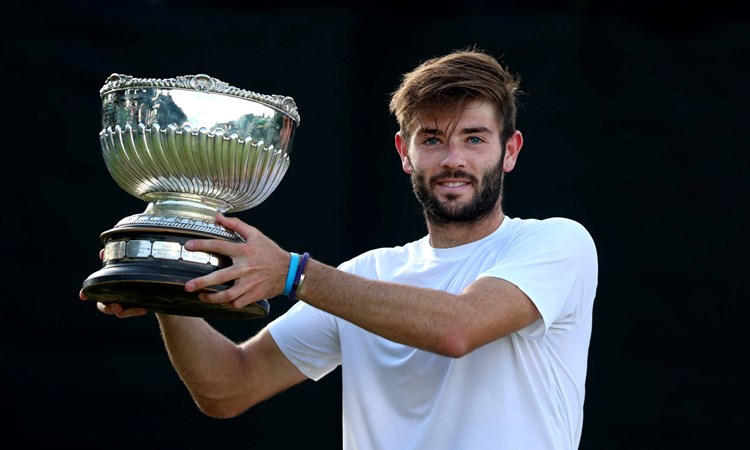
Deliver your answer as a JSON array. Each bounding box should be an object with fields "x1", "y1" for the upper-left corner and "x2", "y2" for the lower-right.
[{"x1": 395, "y1": 101, "x2": 521, "y2": 226}]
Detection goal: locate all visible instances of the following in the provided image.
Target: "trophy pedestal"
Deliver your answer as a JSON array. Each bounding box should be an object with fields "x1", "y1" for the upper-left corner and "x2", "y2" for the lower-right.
[
  {"x1": 82, "y1": 225, "x2": 270, "y2": 320},
  {"x1": 82, "y1": 278, "x2": 270, "y2": 320}
]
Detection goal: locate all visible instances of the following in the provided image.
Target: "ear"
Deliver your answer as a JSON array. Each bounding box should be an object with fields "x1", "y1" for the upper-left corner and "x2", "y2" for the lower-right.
[
  {"x1": 395, "y1": 132, "x2": 413, "y2": 174},
  {"x1": 503, "y1": 130, "x2": 523, "y2": 172}
]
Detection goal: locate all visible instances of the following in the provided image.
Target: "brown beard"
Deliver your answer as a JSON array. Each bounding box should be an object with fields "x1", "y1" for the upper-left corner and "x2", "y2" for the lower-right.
[{"x1": 410, "y1": 157, "x2": 505, "y2": 226}]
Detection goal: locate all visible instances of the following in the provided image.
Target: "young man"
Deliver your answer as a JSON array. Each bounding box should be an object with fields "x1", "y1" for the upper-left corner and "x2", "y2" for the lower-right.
[{"x1": 82, "y1": 48, "x2": 598, "y2": 449}]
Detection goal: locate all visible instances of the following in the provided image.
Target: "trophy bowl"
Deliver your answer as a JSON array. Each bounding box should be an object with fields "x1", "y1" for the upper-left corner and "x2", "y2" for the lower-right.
[{"x1": 81, "y1": 73, "x2": 300, "y2": 319}]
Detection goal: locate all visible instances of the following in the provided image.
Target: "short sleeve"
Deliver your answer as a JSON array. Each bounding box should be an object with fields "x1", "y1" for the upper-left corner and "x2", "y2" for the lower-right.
[
  {"x1": 267, "y1": 301, "x2": 342, "y2": 381},
  {"x1": 480, "y1": 218, "x2": 598, "y2": 339}
]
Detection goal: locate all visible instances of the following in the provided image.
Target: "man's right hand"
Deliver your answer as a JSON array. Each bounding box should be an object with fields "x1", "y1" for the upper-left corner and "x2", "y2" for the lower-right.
[
  {"x1": 79, "y1": 247, "x2": 149, "y2": 318},
  {"x1": 79, "y1": 289, "x2": 149, "y2": 318}
]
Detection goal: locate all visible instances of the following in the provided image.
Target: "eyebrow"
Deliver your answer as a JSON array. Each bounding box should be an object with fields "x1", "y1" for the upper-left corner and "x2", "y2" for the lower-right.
[{"x1": 417, "y1": 126, "x2": 493, "y2": 136}]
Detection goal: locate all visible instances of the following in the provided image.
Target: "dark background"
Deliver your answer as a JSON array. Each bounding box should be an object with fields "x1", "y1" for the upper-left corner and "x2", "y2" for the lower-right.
[{"x1": 2, "y1": 0, "x2": 747, "y2": 448}]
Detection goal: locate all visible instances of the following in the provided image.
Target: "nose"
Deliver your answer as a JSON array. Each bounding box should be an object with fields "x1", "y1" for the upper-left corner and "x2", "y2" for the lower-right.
[{"x1": 440, "y1": 141, "x2": 466, "y2": 169}]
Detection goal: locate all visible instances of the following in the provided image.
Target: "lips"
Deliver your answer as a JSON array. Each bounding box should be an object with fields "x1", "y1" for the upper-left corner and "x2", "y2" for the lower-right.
[
  {"x1": 431, "y1": 170, "x2": 476, "y2": 185},
  {"x1": 438, "y1": 181, "x2": 470, "y2": 188}
]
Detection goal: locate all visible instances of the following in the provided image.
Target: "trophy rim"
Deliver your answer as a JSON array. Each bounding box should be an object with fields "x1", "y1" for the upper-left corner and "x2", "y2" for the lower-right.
[{"x1": 100, "y1": 73, "x2": 301, "y2": 126}]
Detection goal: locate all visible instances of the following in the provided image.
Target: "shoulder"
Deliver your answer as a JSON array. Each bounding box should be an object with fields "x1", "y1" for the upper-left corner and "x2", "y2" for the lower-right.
[
  {"x1": 510, "y1": 216, "x2": 590, "y2": 233},
  {"x1": 508, "y1": 216, "x2": 594, "y2": 244},
  {"x1": 503, "y1": 217, "x2": 597, "y2": 262},
  {"x1": 337, "y1": 236, "x2": 427, "y2": 274}
]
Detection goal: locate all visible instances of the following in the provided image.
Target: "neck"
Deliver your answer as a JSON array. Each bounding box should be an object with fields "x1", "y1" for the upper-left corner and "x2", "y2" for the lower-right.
[{"x1": 426, "y1": 210, "x2": 505, "y2": 248}]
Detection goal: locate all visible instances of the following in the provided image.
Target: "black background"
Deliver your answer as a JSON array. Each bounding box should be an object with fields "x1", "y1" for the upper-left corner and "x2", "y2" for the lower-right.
[{"x1": 2, "y1": 1, "x2": 747, "y2": 448}]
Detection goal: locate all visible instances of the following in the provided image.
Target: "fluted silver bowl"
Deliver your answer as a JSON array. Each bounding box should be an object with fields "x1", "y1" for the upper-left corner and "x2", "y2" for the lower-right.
[{"x1": 99, "y1": 73, "x2": 300, "y2": 239}]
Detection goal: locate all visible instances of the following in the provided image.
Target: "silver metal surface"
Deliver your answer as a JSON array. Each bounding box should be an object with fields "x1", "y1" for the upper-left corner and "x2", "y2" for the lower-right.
[
  {"x1": 104, "y1": 239, "x2": 220, "y2": 267},
  {"x1": 98, "y1": 73, "x2": 300, "y2": 237}
]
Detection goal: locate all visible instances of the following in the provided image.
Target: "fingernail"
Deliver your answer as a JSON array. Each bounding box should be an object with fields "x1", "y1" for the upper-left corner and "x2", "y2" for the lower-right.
[
  {"x1": 185, "y1": 241, "x2": 193, "y2": 250},
  {"x1": 185, "y1": 282, "x2": 195, "y2": 292}
]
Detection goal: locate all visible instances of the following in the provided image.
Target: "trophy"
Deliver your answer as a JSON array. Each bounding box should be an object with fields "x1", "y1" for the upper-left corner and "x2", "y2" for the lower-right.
[{"x1": 81, "y1": 73, "x2": 300, "y2": 319}]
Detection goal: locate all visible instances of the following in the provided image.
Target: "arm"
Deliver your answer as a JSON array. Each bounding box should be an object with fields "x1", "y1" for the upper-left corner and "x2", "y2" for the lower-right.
[
  {"x1": 294, "y1": 261, "x2": 540, "y2": 357},
  {"x1": 187, "y1": 214, "x2": 540, "y2": 358},
  {"x1": 79, "y1": 294, "x2": 307, "y2": 418},
  {"x1": 156, "y1": 314, "x2": 307, "y2": 418}
]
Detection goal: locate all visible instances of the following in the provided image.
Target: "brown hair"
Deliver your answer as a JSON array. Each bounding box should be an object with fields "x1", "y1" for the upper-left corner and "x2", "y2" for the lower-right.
[{"x1": 388, "y1": 48, "x2": 521, "y2": 144}]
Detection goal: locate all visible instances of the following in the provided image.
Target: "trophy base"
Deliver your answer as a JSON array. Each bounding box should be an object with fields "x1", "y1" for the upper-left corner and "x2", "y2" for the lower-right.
[
  {"x1": 82, "y1": 265, "x2": 270, "y2": 319},
  {"x1": 82, "y1": 230, "x2": 270, "y2": 320}
]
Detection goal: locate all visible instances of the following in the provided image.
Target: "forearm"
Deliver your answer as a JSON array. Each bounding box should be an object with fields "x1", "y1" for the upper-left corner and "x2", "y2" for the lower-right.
[
  {"x1": 295, "y1": 260, "x2": 483, "y2": 356},
  {"x1": 156, "y1": 314, "x2": 247, "y2": 412}
]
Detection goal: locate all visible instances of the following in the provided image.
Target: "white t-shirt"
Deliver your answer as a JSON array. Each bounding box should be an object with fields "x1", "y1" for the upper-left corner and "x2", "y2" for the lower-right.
[{"x1": 268, "y1": 217, "x2": 598, "y2": 450}]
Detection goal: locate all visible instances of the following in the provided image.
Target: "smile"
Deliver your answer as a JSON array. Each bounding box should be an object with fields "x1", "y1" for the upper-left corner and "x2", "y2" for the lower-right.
[{"x1": 438, "y1": 181, "x2": 470, "y2": 188}]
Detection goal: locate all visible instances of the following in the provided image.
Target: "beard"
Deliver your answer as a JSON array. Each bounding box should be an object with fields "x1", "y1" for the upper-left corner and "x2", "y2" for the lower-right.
[{"x1": 411, "y1": 158, "x2": 505, "y2": 226}]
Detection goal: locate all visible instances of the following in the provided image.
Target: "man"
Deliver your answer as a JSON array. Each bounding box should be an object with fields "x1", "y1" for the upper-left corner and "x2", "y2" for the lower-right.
[{"x1": 82, "y1": 48, "x2": 598, "y2": 449}]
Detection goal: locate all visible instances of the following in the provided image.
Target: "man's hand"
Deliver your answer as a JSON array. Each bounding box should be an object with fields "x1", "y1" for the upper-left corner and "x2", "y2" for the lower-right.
[
  {"x1": 79, "y1": 248, "x2": 149, "y2": 318},
  {"x1": 79, "y1": 289, "x2": 149, "y2": 318},
  {"x1": 184, "y1": 213, "x2": 290, "y2": 310}
]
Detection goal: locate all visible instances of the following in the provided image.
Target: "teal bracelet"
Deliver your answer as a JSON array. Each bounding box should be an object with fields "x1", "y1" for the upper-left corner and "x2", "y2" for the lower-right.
[
  {"x1": 283, "y1": 252, "x2": 300, "y2": 296},
  {"x1": 289, "y1": 252, "x2": 310, "y2": 300}
]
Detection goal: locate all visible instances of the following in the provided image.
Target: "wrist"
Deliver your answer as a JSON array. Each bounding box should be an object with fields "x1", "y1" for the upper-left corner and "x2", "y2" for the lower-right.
[
  {"x1": 284, "y1": 252, "x2": 310, "y2": 300},
  {"x1": 283, "y1": 252, "x2": 301, "y2": 296},
  {"x1": 289, "y1": 252, "x2": 309, "y2": 300}
]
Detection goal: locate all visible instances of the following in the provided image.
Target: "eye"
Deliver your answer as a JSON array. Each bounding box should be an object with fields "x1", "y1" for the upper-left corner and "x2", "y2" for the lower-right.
[
  {"x1": 468, "y1": 136, "x2": 483, "y2": 144},
  {"x1": 423, "y1": 137, "x2": 440, "y2": 146}
]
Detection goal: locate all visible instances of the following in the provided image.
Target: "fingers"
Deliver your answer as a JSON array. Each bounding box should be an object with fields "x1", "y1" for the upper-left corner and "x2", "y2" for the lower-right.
[
  {"x1": 187, "y1": 215, "x2": 259, "y2": 254},
  {"x1": 185, "y1": 265, "x2": 241, "y2": 293},
  {"x1": 214, "y1": 212, "x2": 255, "y2": 241},
  {"x1": 184, "y1": 237, "x2": 236, "y2": 256},
  {"x1": 199, "y1": 289, "x2": 261, "y2": 310},
  {"x1": 186, "y1": 269, "x2": 259, "y2": 306},
  {"x1": 196, "y1": 281, "x2": 258, "y2": 305},
  {"x1": 86, "y1": 249, "x2": 148, "y2": 318},
  {"x1": 96, "y1": 302, "x2": 148, "y2": 318}
]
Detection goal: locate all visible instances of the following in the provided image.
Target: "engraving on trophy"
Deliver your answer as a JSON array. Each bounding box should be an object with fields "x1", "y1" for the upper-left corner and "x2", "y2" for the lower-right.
[
  {"x1": 126, "y1": 240, "x2": 152, "y2": 258},
  {"x1": 82, "y1": 73, "x2": 300, "y2": 319},
  {"x1": 104, "y1": 241, "x2": 126, "y2": 261},
  {"x1": 181, "y1": 248, "x2": 211, "y2": 265}
]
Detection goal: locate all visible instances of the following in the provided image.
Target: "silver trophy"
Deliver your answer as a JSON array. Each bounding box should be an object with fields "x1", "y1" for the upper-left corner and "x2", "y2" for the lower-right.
[{"x1": 81, "y1": 73, "x2": 300, "y2": 319}]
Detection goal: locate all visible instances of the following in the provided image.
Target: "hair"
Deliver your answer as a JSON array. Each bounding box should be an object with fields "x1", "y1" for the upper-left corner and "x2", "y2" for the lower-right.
[{"x1": 388, "y1": 47, "x2": 521, "y2": 145}]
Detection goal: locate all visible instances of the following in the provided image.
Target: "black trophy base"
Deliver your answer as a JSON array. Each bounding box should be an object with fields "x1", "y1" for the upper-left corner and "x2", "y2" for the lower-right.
[{"x1": 82, "y1": 232, "x2": 269, "y2": 320}]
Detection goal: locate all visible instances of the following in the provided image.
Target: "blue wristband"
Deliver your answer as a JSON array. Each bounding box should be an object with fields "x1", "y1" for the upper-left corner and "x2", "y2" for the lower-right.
[
  {"x1": 289, "y1": 252, "x2": 310, "y2": 300},
  {"x1": 284, "y1": 252, "x2": 300, "y2": 296}
]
